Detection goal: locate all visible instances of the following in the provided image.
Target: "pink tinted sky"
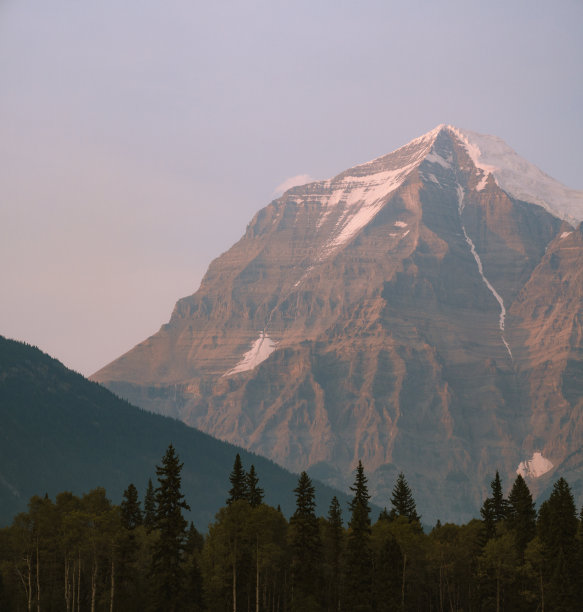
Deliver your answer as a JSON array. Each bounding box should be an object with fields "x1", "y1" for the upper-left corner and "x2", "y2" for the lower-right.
[{"x1": 1, "y1": 0, "x2": 582, "y2": 375}]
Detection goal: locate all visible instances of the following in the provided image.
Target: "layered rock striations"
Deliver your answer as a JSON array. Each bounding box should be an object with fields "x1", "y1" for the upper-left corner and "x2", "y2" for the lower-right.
[{"x1": 93, "y1": 126, "x2": 583, "y2": 522}]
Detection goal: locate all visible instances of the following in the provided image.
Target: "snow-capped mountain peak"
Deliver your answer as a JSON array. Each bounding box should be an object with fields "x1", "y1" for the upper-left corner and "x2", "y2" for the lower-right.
[
  {"x1": 282, "y1": 124, "x2": 582, "y2": 258},
  {"x1": 94, "y1": 124, "x2": 583, "y2": 524},
  {"x1": 444, "y1": 126, "x2": 583, "y2": 225}
]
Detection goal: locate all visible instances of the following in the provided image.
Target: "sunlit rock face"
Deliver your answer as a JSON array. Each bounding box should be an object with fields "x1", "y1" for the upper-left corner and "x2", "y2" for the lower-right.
[{"x1": 93, "y1": 126, "x2": 583, "y2": 523}]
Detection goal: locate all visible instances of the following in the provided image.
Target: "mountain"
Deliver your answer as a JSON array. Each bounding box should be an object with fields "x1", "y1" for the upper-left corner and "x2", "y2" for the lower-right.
[
  {"x1": 92, "y1": 125, "x2": 583, "y2": 523},
  {"x1": 0, "y1": 336, "x2": 353, "y2": 527}
]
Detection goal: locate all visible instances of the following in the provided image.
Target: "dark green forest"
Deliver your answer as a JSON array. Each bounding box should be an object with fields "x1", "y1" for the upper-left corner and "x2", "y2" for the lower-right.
[
  {"x1": 0, "y1": 336, "x2": 352, "y2": 526},
  {"x1": 2, "y1": 447, "x2": 582, "y2": 612}
]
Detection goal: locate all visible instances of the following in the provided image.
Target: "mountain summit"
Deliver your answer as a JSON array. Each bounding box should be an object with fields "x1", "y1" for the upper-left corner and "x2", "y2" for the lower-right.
[{"x1": 93, "y1": 126, "x2": 583, "y2": 522}]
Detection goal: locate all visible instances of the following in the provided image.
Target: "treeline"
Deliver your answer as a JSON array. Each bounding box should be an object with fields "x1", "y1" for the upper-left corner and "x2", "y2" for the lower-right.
[{"x1": 1, "y1": 446, "x2": 583, "y2": 612}]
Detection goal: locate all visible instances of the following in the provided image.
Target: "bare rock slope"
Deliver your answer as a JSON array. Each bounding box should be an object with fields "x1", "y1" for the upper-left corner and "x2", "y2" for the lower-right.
[{"x1": 93, "y1": 126, "x2": 583, "y2": 522}]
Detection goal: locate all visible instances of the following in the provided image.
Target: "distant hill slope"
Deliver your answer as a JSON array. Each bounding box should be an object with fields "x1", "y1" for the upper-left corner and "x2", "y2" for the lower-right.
[{"x1": 0, "y1": 336, "x2": 356, "y2": 527}]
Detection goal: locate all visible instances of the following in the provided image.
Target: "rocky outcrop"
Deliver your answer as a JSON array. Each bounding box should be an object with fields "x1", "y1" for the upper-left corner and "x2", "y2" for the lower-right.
[{"x1": 93, "y1": 126, "x2": 583, "y2": 522}]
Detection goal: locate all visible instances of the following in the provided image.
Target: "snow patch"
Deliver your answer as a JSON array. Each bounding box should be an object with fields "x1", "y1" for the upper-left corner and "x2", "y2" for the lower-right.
[
  {"x1": 423, "y1": 173, "x2": 440, "y2": 184},
  {"x1": 447, "y1": 126, "x2": 583, "y2": 224},
  {"x1": 226, "y1": 332, "x2": 277, "y2": 375},
  {"x1": 425, "y1": 151, "x2": 452, "y2": 168},
  {"x1": 517, "y1": 452, "x2": 553, "y2": 479},
  {"x1": 317, "y1": 170, "x2": 410, "y2": 256},
  {"x1": 560, "y1": 231, "x2": 572, "y2": 239},
  {"x1": 394, "y1": 221, "x2": 408, "y2": 228},
  {"x1": 316, "y1": 133, "x2": 440, "y2": 256}
]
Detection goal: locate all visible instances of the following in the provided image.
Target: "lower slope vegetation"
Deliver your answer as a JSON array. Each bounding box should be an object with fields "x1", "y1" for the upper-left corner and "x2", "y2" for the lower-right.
[{"x1": 0, "y1": 336, "x2": 349, "y2": 527}]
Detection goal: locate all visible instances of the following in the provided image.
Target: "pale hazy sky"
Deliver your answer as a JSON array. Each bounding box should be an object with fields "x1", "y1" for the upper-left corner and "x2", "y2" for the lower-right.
[{"x1": 1, "y1": 0, "x2": 582, "y2": 375}]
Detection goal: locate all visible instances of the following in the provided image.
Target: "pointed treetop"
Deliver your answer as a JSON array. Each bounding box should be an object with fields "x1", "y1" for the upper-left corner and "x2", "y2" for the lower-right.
[
  {"x1": 481, "y1": 470, "x2": 509, "y2": 540},
  {"x1": 293, "y1": 471, "x2": 317, "y2": 519},
  {"x1": 121, "y1": 483, "x2": 143, "y2": 530},
  {"x1": 490, "y1": 470, "x2": 508, "y2": 523},
  {"x1": 327, "y1": 496, "x2": 343, "y2": 528},
  {"x1": 226, "y1": 453, "x2": 248, "y2": 505},
  {"x1": 537, "y1": 477, "x2": 578, "y2": 559},
  {"x1": 154, "y1": 443, "x2": 191, "y2": 522},
  {"x1": 508, "y1": 474, "x2": 535, "y2": 522},
  {"x1": 349, "y1": 460, "x2": 371, "y2": 514},
  {"x1": 507, "y1": 473, "x2": 536, "y2": 555},
  {"x1": 246, "y1": 464, "x2": 264, "y2": 508},
  {"x1": 348, "y1": 460, "x2": 371, "y2": 533},
  {"x1": 390, "y1": 472, "x2": 420, "y2": 524}
]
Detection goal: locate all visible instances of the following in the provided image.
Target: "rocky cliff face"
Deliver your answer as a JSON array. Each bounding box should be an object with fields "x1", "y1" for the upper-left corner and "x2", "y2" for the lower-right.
[{"x1": 93, "y1": 125, "x2": 583, "y2": 522}]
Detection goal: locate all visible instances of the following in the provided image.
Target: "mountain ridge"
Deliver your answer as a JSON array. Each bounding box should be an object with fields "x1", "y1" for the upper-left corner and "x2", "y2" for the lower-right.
[{"x1": 92, "y1": 126, "x2": 583, "y2": 523}]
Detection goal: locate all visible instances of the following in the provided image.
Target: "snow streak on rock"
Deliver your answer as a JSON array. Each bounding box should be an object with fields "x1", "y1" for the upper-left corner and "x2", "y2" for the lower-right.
[
  {"x1": 226, "y1": 332, "x2": 277, "y2": 375},
  {"x1": 457, "y1": 185, "x2": 513, "y2": 360},
  {"x1": 313, "y1": 126, "x2": 444, "y2": 259}
]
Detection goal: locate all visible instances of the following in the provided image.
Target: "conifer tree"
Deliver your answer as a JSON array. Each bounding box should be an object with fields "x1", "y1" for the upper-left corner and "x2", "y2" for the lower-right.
[
  {"x1": 390, "y1": 472, "x2": 421, "y2": 524},
  {"x1": 289, "y1": 471, "x2": 322, "y2": 610},
  {"x1": 121, "y1": 483, "x2": 143, "y2": 530},
  {"x1": 507, "y1": 474, "x2": 536, "y2": 555},
  {"x1": 151, "y1": 444, "x2": 191, "y2": 612},
  {"x1": 246, "y1": 464, "x2": 264, "y2": 508},
  {"x1": 480, "y1": 471, "x2": 508, "y2": 540},
  {"x1": 350, "y1": 461, "x2": 371, "y2": 520},
  {"x1": 490, "y1": 471, "x2": 508, "y2": 523},
  {"x1": 480, "y1": 498, "x2": 496, "y2": 541},
  {"x1": 227, "y1": 453, "x2": 248, "y2": 505},
  {"x1": 323, "y1": 496, "x2": 343, "y2": 612},
  {"x1": 144, "y1": 478, "x2": 156, "y2": 531},
  {"x1": 344, "y1": 461, "x2": 373, "y2": 611},
  {"x1": 118, "y1": 484, "x2": 144, "y2": 610},
  {"x1": 537, "y1": 477, "x2": 579, "y2": 610}
]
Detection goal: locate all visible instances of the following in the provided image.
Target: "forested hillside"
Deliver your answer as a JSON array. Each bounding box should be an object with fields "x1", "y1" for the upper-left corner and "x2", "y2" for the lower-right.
[{"x1": 0, "y1": 336, "x2": 351, "y2": 526}]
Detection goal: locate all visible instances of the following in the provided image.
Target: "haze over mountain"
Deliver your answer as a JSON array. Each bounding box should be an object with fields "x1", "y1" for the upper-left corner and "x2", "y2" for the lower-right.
[
  {"x1": 0, "y1": 336, "x2": 352, "y2": 527},
  {"x1": 93, "y1": 126, "x2": 583, "y2": 523}
]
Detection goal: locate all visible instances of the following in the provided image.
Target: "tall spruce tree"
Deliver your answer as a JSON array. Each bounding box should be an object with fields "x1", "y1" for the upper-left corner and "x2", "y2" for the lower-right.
[
  {"x1": 151, "y1": 444, "x2": 191, "y2": 612},
  {"x1": 246, "y1": 465, "x2": 264, "y2": 508},
  {"x1": 121, "y1": 483, "x2": 142, "y2": 530},
  {"x1": 289, "y1": 471, "x2": 322, "y2": 611},
  {"x1": 118, "y1": 484, "x2": 144, "y2": 610},
  {"x1": 507, "y1": 474, "x2": 536, "y2": 555},
  {"x1": 480, "y1": 471, "x2": 508, "y2": 540},
  {"x1": 390, "y1": 472, "x2": 421, "y2": 524},
  {"x1": 227, "y1": 453, "x2": 248, "y2": 505},
  {"x1": 537, "y1": 477, "x2": 579, "y2": 609},
  {"x1": 490, "y1": 471, "x2": 508, "y2": 523},
  {"x1": 480, "y1": 498, "x2": 496, "y2": 541},
  {"x1": 344, "y1": 461, "x2": 373, "y2": 612}
]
